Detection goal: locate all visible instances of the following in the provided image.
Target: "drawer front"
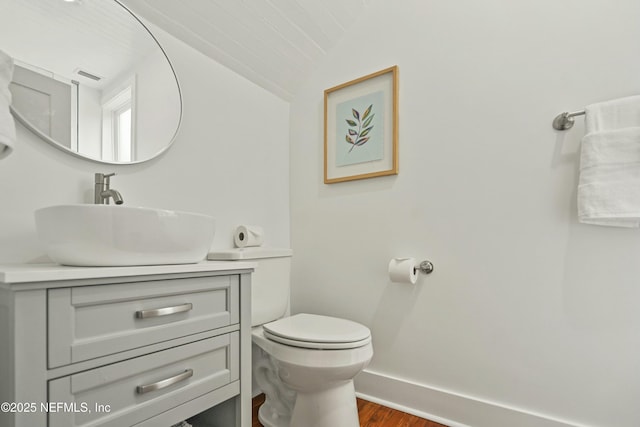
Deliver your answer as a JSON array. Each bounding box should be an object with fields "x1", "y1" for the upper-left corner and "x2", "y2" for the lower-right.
[
  {"x1": 48, "y1": 332, "x2": 239, "y2": 427},
  {"x1": 48, "y1": 275, "x2": 239, "y2": 368}
]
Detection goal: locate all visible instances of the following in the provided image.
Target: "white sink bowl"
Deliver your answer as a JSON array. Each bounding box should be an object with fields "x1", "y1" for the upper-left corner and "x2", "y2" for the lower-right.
[{"x1": 34, "y1": 205, "x2": 215, "y2": 267}]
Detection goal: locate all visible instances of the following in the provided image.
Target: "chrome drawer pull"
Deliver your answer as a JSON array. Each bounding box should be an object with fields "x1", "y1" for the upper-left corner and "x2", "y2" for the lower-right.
[
  {"x1": 136, "y1": 369, "x2": 194, "y2": 394},
  {"x1": 135, "y1": 303, "x2": 193, "y2": 319}
]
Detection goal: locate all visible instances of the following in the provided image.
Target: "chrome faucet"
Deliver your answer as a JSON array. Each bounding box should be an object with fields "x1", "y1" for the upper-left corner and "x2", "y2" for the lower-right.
[{"x1": 94, "y1": 173, "x2": 124, "y2": 205}]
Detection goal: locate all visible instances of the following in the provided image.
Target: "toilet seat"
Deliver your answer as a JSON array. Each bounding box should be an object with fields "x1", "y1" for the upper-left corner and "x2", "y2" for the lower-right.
[{"x1": 262, "y1": 313, "x2": 371, "y2": 350}]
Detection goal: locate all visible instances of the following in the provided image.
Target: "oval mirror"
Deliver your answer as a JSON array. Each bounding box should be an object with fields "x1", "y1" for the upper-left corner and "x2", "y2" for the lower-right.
[{"x1": 0, "y1": 0, "x2": 182, "y2": 164}]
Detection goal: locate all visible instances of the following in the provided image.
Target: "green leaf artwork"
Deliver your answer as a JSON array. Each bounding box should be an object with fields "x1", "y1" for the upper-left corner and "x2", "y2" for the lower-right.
[
  {"x1": 345, "y1": 104, "x2": 374, "y2": 153},
  {"x1": 334, "y1": 90, "x2": 384, "y2": 168}
]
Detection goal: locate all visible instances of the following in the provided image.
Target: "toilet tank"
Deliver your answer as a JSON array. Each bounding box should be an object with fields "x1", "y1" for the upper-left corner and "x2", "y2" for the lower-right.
[{"x1": 207, "y1": 247, "x2": 292, "y2": 327}]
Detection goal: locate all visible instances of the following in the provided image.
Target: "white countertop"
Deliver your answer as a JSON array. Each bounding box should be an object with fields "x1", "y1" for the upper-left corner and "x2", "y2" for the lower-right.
[{"x1": 0, "y1": 260, "x2": 256, "y2": 284}]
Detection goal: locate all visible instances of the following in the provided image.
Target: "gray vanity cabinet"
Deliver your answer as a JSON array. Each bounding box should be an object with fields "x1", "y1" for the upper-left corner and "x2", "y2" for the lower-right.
[{"x1": 0, "y1": 264, "x2": 253, "y2": 427}]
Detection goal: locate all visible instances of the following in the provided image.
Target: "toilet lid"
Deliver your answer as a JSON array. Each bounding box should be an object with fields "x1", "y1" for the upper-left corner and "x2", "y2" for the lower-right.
[{"x1": 262, "y1": 313, "x2": 371, "y2": 350}]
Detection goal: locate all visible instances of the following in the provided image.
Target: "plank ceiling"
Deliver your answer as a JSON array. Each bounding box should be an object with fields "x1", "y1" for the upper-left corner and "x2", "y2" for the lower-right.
[
  {"x1": 121, "y1": 0, "x2": 371, "y2": 101},
  {"x1": 1, "y1": 0, "x2": 157, "y2": 89}
]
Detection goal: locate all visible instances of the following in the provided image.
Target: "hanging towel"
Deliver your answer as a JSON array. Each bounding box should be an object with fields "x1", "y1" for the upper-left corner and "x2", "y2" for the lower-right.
[
  {"x1": 0, "y1": 49, "x2": 16, "y2": 159},
  {"x1": 578, "y1": 95, "x2": 640, "y2": 227},
  {"x1": 585, "y1": 95, "x2": 640, "y2": 134}
]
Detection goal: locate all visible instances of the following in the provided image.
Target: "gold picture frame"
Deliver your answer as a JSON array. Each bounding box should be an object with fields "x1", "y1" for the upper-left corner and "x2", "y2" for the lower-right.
[{"x1": 324, "y1": 66, "x2": 398, "y2": 184}]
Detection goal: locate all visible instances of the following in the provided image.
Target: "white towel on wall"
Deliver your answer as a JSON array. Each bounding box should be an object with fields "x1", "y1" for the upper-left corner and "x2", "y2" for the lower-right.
[
  {"x1": 578, "y1": 95, "x2": 640, "y2": 227},
  {"x1": 0, "y1": 49, "x2": 16, "y2": 159}
]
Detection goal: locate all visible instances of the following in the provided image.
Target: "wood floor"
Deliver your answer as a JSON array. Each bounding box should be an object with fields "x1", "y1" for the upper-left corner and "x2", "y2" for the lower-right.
[{"x1": 252, "y1": 394, "x2": 447, "y2": 427}]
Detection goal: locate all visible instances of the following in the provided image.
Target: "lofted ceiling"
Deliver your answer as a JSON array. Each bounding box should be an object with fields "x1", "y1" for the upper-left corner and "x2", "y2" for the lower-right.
[{"x1": 121, "y1": 0, "x2": 371, "y2": 101}]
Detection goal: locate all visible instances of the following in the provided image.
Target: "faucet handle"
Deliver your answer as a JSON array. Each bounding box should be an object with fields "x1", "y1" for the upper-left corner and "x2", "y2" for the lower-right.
[
  {"x1": 95, "y1": 172, "x2": 116, "y2": 180},
  {"x1": 94, "y1": 172, "x2": 117, "y2": 189},
  {"x1": 103, "y1": 173, "x2": 116, "y2": 187}
]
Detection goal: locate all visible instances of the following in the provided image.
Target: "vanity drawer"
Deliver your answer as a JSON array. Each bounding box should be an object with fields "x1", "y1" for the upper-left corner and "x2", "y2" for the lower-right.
[
  {"x1": 48, "y1": 332, "x2": 239, "y2": 427},
  {"x1": 48, "y1": 275, "x2": 239, "y2": 368}
]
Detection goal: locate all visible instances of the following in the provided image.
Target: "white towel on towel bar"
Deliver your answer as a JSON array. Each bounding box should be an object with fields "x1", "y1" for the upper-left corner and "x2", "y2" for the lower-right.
[
  {"x1": 0, "y1": 49, "x2": 16, "y2": 159},
  {"x1": 585, "y1": 95, "x2": 640, "y2": 133},
  {"x1": 578, "y1": 128, "x2": 640, "y2": 227},
  {"x1": 578, "y1": 94, "x2": 640, "y2": 227}
]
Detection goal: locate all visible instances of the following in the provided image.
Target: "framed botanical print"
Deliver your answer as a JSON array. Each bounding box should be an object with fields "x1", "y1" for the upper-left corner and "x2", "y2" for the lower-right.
[{"x1": 324, "y1": 66, "x2": 398, "y2": 184}]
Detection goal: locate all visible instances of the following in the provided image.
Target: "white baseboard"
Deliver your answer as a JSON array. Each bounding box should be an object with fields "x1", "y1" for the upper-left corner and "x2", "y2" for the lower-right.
[{"x1": 354, "y1": 369, "x2": 591, "y2": 427}]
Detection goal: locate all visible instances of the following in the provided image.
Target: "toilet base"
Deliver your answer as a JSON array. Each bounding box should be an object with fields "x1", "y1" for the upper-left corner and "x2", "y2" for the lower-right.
[
  {"x1": 254, "y1": 349, "x2": 296, "y2": 427},
  {"x1": 258, "y1": 401, "x2": 291, "y2": 427},
  {"x1": 290, "y1": 380, "x2": 359, "y2": 427}
]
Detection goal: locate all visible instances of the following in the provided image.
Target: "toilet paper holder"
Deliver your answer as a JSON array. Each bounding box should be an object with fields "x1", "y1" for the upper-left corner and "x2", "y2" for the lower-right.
[{"x1": 416, "y1": 260, "x2": 434, "y2": 275}]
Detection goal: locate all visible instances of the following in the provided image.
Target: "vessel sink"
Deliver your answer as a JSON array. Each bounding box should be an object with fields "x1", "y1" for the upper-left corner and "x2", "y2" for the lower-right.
[{"x1": 34, "y1": 204, "x2": 215, "y2": 266}]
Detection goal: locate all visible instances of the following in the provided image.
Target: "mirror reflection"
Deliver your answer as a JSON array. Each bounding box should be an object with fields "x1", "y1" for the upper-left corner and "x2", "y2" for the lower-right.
[{"x1": 0, "y1": 0, "x2": 182, "y2": 164}]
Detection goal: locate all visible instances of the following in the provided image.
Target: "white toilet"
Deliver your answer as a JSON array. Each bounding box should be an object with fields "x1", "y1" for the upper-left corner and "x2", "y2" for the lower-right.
[{"x1": 208, "y1": 248, "x2": 373, "y2": 427}]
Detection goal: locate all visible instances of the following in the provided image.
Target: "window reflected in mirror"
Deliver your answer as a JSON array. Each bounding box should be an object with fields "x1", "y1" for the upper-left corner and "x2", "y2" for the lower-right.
[{"x1": 101, "y1": 82, "x2": 134, "y2": 162}]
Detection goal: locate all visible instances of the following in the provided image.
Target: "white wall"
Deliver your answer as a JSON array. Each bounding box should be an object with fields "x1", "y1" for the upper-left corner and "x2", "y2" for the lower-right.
[
  {"x1": 0, "y1": 24, "x2": 290, "y2": 264},
  {"x1": 289, "y1": 1, "x2": 640, "y2": 426},
  {"x1": 134, "y1": 49, "x2": 181, "y2": 161}
]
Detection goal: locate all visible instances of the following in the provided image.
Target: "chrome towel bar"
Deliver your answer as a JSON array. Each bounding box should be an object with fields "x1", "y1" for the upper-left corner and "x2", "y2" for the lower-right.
[{"x1": 552, "y1": 110, "x2": 585, "y2": 131}]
